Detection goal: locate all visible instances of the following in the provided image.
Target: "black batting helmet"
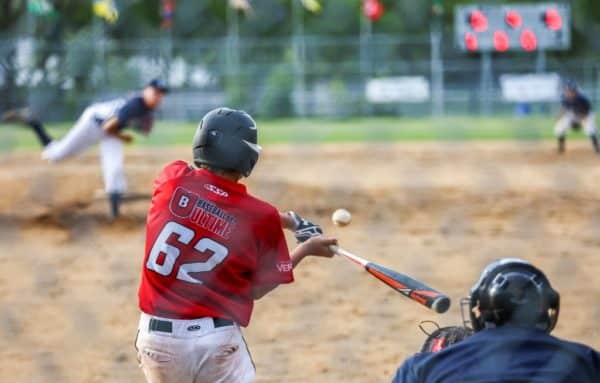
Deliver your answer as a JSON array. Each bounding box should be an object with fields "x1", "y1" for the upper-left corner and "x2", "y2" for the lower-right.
[
  {"x1": 464, "y1": 258, "x2": 560, "y2": 333},
  {"x1": 192, "y1": 107, "x2": 261, "y2": 177}
]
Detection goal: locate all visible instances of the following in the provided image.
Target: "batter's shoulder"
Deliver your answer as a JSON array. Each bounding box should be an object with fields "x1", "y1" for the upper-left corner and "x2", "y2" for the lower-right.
[
  {"x1": 153, "y1": 160, "x2": 194, "y2": 189},
  {"x1": 392, "y1": 353, "x2": 427, "y2": 383},
  {"x1": 244, "y1": 192, "x2": 280, "y2": 219}
]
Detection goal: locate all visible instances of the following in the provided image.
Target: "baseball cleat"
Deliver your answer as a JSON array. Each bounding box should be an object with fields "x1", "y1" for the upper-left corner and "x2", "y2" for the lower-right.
[{"x1": 1, "y1": 108, "x2": 32, "y2": 123}]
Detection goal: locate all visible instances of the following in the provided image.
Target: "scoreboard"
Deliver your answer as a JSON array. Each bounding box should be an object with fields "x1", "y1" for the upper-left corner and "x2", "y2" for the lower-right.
[{"x1": 455, "y1": 3, "x2": 570, "y2": 52}]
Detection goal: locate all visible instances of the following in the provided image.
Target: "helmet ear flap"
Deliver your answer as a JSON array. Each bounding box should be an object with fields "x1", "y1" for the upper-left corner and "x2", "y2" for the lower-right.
[{"x1": 196, "y1": 125, "x2": 221, "y2": 147}]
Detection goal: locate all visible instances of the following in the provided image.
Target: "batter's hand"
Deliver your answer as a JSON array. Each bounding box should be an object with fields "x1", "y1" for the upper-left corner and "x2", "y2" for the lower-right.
[
  {"x1": 298, "y1": 236, "x2": 337, "y2": 258},
  {"x1": 288, "y1": 211, "x2": 323, "y2": 243}
]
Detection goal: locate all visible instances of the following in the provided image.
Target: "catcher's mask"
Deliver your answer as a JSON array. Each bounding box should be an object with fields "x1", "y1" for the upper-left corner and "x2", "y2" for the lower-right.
[
  {"x1": 192, "y1": 107, "x2": 261, "y2": 177},
  {"x1": 461, "y1": 258, "x2": 560, "y2": 333},
  {"x1": 418, "y1": 321, "x2": 473, "y2": 353}
]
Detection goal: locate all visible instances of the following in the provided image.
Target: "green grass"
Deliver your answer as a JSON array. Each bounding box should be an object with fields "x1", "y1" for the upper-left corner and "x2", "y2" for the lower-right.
[{"x1": 0, "y1": 116, "x2": 587, "y2": 152}]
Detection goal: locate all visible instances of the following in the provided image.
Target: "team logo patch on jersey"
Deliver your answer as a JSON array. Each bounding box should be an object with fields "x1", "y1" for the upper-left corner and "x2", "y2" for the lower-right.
[
  {"x1": 204, "y1": 184, "x2": 229, "y2": 197},
  {"x1": 276, "y1": 261, "x2": 293, "y2": 273},
  {"x1": 169, "y1": 186, "x2": 237, "y2": 239}
]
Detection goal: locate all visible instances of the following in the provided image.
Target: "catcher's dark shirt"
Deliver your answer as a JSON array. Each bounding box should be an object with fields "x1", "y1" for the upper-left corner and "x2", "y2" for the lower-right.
[
  {"x1": 561, "y1": 92, "x2": 592, "y2": 116},
  {"x1": 391, "y1": 326, "x2": 600, "y2": 383}
]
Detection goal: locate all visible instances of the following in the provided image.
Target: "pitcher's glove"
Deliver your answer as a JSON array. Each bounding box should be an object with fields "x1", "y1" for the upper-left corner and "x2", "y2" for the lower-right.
[{"x1": 288, "y1": 211, "x2": 323, "y2": 243}]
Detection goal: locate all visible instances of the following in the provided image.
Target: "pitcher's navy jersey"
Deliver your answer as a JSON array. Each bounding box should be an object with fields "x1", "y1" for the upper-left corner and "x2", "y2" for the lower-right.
[{"x1": 92, "y1": 95, "x2": 154, "y2": 133}]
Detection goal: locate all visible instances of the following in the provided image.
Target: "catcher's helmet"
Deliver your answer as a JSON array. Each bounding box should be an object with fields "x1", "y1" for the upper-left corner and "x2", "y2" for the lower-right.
[
  {"x1": 192, "y1": 107, "x2": 261, "y2": 177},
  {"x1": 465, "y1": 258, "x2": 560, "y2": 333}
]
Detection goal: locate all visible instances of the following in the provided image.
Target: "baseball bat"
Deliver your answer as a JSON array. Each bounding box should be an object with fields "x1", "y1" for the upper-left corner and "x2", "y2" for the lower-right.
[{"x1": 329, "y1": 245, "x2": 451, "y2": 314}]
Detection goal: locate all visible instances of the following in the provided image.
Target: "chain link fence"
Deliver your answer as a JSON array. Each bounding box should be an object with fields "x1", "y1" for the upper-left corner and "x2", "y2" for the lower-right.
[{"x1": 1, "y1": 33, "x2": 600, "y2": 121}]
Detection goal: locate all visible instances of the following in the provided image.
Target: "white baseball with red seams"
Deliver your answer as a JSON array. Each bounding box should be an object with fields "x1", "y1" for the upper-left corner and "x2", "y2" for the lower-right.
[{"x1": 332, "y1": 208, "x2": 352, "y2": 226}]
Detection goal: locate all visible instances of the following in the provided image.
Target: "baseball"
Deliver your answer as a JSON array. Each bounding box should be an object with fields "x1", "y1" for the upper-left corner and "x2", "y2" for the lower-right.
[{"x1": 332, "y1": 208, "x2": 352, "y2": 226}]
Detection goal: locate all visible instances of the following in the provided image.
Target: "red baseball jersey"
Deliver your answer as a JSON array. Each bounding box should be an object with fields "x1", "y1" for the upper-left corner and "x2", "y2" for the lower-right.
[{"x1": 138, "y1": 161, "x2": 293, "y2": 326}]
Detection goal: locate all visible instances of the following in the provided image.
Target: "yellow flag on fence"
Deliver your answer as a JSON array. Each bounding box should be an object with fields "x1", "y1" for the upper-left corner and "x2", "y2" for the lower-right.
[
  {"x1": 93, "y1": 0, "x2": 119, "y2": 24},
  {"x1": 301, "y1": 0, "x2": 321, "y2": 13}
]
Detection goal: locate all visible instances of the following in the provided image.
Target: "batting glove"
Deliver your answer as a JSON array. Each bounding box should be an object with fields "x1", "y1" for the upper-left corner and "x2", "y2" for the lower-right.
[{"x1": 288, "y1": 211, "x2": 323, "y2": 243}]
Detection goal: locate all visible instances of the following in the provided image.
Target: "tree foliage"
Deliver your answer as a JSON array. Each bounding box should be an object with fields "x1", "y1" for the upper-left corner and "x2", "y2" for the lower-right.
[{"x1": 0, "y1": 1, "x2": 596, "y2": 47}]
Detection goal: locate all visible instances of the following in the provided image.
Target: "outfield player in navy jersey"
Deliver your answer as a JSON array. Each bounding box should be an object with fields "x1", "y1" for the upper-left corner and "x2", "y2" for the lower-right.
[
  {"x1": 555, "y1": 81, "x2": 599, "y2": 154},
  {"x1": 391, "y1": 258, "x2": 600, "y2": 383},
  {"x1": 2, "y1": 79, "x2": 168, "y2": 218}
]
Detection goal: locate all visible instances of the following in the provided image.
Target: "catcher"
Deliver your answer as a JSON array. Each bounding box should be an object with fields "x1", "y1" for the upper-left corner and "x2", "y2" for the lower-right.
[{"x1": 391, "y1": 258, "x2": 600, "y2": 382}]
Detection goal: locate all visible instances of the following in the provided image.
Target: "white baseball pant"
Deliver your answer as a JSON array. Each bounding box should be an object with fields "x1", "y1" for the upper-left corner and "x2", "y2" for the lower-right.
[
  {"x1": 136, "y1": 313, "x2": 255, "y2": 383},
  {"x1": 554, "y1": 111, "x2": 597, "y2": 137},
  {"x1": 41, "y1": 106, "x2": 127, "y2": 194}
]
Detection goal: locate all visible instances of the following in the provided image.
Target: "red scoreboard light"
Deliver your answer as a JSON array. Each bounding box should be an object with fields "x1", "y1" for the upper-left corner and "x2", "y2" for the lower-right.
[
  {"x1": 455, "y1": 4, "x2": 570, "y2": 52},
  {"x1": 505, "y1": 10, "x2": 522, "y2": 29},
  {"x1": 465, "y1": 32, "x2": 478, "y2": 51},
  {"x1": 520, "y1": 29, "x2": 537, "y2": 51},
  {"x1": 544, "y1": 8, "x2": 562, "y2": 30},
  {"x1": 469, "y1": 10, "x2": 488, "y2": 32},
  {"x1": 494, "y1": 30, "x2": 510, "y2": 52}
]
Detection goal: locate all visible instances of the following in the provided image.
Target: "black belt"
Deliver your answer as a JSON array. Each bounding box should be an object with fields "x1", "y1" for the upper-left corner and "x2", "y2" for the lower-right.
[{"x1": 149, "y1": 317, "x2": 234, "y2": 333}]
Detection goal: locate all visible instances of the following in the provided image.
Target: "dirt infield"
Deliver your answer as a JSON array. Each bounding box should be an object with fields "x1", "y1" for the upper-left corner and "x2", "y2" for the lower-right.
[{"x1": 1, "y1": 141, "x2": 600, "y2": 382}]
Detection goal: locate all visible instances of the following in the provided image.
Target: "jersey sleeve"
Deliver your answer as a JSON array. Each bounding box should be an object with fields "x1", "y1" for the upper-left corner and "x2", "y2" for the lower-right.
[
  {"x1": 560, "y1": 96, "x2": 569, "y2": 108},
  {"x1": 117, "y1": 97, "x2": 147, "y2": 130},
  {"x1": 131, "y1": 113, "x2": 155, "y2": 135},
  {"x1": 591, "y1": 349, "x2": 600, "y2": 380},
  {"x1": 391, "y1": 356, "x2": 420, "y2": 383},
  {"x1": 581, "y1": 96, "x2": 592, "y2": 114},
  {"x1": 153, "y1": 161, "x2": 193, "y2": 191},
  {"x1": 253, "y1": 209, "x2": 293, "y2": 287}
]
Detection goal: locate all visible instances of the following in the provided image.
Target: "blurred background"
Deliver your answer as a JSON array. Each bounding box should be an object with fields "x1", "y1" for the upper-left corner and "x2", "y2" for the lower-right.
[{"x1": 1, "y1": 0, "x2": 599, "y2": 122}]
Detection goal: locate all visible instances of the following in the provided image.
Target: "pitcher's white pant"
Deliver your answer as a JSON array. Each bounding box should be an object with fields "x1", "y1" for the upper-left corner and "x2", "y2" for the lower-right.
[
  {"x1": 136, "y1": 313, "x2": 255, "y2": 383},
  {"x1": 41, "y1": 106, "x2": 126, "y2": 193},
  {"x1": 554, "y1": 111, "x2": 597, "y2": 137}
]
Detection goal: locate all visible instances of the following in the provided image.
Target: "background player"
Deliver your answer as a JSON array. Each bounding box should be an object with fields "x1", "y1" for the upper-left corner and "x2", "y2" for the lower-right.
[
  {"x1": 391, "y1": 258, "x2": 600, "y2": 382},
  {"x1": 554, "y1": 80, "x2": 598, "y2": 154},
  {"x1": 135, "y1": 107, "x2": 337, "y2": 383},
  {"x1": 2, "y1": 79, "x2": 169, "y2": 218}
]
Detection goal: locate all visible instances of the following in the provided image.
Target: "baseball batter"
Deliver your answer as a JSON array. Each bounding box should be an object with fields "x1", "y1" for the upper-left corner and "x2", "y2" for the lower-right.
[
  {"x1": 2, "y1": 79, "x2": 169, "y2": 218},
  {"x1": 135, "y1": 107, "x2": 336, "y2": 383},
  {"x1": 554, "y1": 80, "x2": 598, "y2": 154}
]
